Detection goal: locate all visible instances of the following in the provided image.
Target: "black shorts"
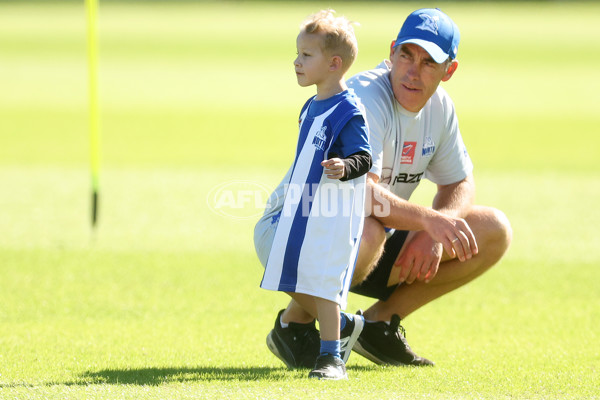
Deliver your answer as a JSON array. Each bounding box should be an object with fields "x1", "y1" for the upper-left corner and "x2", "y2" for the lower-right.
[{"x1": 350, "y1": 230, "x2": 409, "y2": 301}]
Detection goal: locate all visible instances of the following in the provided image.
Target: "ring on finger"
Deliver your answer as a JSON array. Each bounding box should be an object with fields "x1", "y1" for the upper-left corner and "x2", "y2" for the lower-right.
[{"x1": 452, "y1": 237, "x2": 460, "y2": 243}]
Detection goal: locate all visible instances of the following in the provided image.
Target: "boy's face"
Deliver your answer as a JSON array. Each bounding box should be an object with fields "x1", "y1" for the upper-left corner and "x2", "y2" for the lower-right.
[{"x1": 294, "y1": 32, "x2": 332, "y2": 88}]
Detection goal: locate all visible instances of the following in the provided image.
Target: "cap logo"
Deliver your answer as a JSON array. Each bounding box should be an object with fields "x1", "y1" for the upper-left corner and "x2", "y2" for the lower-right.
[{"x1": 416, "y1": 14, "x2": 439, "y2": 35}]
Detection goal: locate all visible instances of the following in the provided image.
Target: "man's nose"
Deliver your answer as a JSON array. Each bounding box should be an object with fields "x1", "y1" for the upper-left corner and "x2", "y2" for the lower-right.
[{"x1": 406, "y1": 62, "x2": 420, "y2": 80}]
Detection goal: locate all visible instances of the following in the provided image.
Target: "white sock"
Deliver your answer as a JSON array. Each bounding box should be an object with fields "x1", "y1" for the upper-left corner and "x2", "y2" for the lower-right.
[{"x1": 279, "y1": 315, "x2": 289, "y2": 329}]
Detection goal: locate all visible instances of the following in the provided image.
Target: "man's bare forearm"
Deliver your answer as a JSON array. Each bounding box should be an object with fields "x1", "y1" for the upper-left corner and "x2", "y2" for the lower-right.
[
  {"x1": 366, "y1": 173, "x2": 478, "y2": 261},
  {"x1": 366, "y1": 173, "x2": 475, "y2": 231},
  {"x1": 432, "y1": 174, "x2": 475, "y2": 218},
  {"x1": 366, "y1": 175, "x2": 438, "y2": 232}
]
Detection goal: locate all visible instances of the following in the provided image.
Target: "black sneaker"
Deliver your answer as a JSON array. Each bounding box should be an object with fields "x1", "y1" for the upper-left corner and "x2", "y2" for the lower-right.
[
  {"x1": 308, "y1": 354, "x2": 348, "y2": 380},
  {"x1": 266, "y1": 309, "x2": 320, "y2": 369},
  {"x1": 339, "y1": 313, "x2": 364, "y2": 363},
  {"x1": 353, "y1": 310, "x2": 434, "y2": 366}
]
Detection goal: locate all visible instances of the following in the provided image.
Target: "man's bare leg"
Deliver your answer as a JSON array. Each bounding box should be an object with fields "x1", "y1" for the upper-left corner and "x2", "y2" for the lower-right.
[
  {"x1": 352, "y1": 216, "x2": 387, "y2": 285},
  {"x1": 362, "y1": 205, "x2": 512, "y2": 321},
  {"x1": 281, "y1": 298, "x2": 315, "y2": 324}
]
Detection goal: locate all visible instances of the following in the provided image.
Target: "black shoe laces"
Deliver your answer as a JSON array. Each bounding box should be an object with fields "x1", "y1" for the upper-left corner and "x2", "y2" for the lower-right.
[{"x1": 389, "y1": 315, "x2": 411, "y2": 348}]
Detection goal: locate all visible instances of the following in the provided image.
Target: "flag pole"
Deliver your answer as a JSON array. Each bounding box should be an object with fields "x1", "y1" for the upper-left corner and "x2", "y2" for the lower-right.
[{"x1": 85, "y1": 0, "x2": 101, "y2": 229}]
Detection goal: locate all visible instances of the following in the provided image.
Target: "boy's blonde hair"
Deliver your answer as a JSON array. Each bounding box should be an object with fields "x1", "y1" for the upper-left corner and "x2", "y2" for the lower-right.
[{"x1": 300, "y1": 10, "x2": 358, "y2": 73}]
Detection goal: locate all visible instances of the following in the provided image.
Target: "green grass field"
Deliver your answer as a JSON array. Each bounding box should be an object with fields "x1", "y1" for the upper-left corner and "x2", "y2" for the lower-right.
[{"x1": 1, "y1": 1, "x2": 599, "y2": 399}]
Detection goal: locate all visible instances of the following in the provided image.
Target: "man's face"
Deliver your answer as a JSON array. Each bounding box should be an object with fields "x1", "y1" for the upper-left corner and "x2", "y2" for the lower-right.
[{"x1": 389, "y1": 43, "x2": 457, "y2": 112}]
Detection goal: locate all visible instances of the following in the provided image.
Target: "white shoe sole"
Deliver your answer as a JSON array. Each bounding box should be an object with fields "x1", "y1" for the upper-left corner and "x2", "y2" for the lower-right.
[
  {"x1": 266, "y1": 330, "x2": 295, "y2": 369},
  {"x1": 340, "y1": 316, "x2": 365, "y2": 363},
  {"x1": 352, "y1": 340, "x2": 386, "y2": 365}
]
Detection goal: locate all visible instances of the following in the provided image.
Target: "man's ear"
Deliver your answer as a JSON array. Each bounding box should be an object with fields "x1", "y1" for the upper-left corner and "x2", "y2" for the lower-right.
[
  {"x1": 442, "y1": 60, "x2": 459, "y2": 82},
  {"x1": 330, "y1": 55, "x2": 343, "y2": 72},
  {"x1": 389, "y1": 40, "x2": 396, "y2": 58}
]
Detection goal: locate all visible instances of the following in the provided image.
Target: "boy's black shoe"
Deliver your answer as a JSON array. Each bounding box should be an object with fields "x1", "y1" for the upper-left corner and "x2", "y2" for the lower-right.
[
  {"x1": 339, "y1": 313, "x2": 364, "y2": 363},
  {"x1": 266, "y1": 309, "x2": 320, "y2": 369},
  {"x1": 308, "y1": 354, "x2": 348, "y2": 380},
  {"x1": 353, "y1": 310, "x2": 434, "y2": 366}
]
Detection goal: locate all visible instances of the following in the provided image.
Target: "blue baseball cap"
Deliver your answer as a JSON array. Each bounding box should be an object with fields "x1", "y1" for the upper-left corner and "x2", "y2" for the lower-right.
[{"x1": 394, "y1": 8, "x2": 460, "y2": 63}]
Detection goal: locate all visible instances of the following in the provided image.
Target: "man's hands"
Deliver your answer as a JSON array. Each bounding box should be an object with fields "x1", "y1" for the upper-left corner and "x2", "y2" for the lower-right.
[
  {"x1": 395, "y1": 213, "x2": 478, "y2": 284},
  {"x1": 395, "y1": 231, "x2": 443, "y2": 284},
  {"x1": 422, "y1": 212, "x2": 478, "y2": 262},
  {"x1": 322, "y1": 158, "x2": 345, "y2": 180}
]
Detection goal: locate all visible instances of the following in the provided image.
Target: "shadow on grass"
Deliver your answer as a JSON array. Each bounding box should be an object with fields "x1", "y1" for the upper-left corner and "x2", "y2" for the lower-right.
[
  {"x1": 76, "y1": 365, "x2": 381, "y2": 386},
  {"x1": 80, "y1": 366, "x2": 286, "y2": 385},
  {"x1": 0, "y1": 365, "x2": 382, "y2": 387}
]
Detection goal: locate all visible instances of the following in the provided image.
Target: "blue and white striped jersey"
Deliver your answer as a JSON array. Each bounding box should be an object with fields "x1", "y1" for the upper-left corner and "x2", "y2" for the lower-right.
[{"x1": 260, "y1": 89, "x2": 370, "y2": 308}]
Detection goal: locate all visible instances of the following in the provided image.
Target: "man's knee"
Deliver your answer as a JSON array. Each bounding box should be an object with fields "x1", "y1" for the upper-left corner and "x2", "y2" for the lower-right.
[
  {"x1": 493, "y1": 208, "x2": 512, "y2": 247},
  {"x1": 353, "y1": 217, "x2": 386, "y2": 285},
  {"x1": 469, "y1": 206, "x2": 512, "y2": 261},
  {"x1": 362, "y1": 216, "x2": 386, "y2": 249}
]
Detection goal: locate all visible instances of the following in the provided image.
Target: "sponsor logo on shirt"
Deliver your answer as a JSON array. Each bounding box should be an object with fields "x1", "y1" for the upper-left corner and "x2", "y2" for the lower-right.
[
  {"x1": 312, "y1": 126, "x2": 327, "y2": 151},
  {"x1": 393, "y1": 172, "x2": 424, "y2": 185},
  {"x1": 422, "y1": 136, "x2": 435, "y2": 157},
  {"x1": 401, "y1": 141, "x2": 416, "y2": 164}
]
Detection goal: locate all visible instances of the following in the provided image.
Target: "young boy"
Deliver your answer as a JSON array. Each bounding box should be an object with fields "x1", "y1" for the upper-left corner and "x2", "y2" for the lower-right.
[{"x1": 256, "y1": 10, "x2": 372, "y2": 380}]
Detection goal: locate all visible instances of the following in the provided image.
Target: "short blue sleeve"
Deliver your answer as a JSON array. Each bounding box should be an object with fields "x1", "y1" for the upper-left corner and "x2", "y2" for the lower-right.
[{"x1": 329, "y1": 115, "x2": 371, "y2": 158}]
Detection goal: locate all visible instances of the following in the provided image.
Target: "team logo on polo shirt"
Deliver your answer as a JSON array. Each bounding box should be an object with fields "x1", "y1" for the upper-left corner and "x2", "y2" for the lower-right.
[
  {"x1": 401, "y1": 141, "x2": 416, "y2": 164},
  {"x1": 422, "y1": 136, "x2": 435, "y2": 157}
]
